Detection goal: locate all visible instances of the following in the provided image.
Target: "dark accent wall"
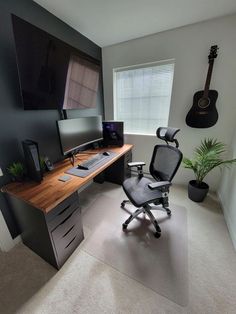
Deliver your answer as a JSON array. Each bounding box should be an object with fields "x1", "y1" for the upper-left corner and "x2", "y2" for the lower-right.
[{"x1": 0, "y1": 0, "x2": 104, "y2": 237}]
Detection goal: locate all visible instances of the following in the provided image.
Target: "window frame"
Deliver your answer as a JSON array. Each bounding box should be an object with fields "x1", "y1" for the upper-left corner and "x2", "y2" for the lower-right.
[{"x1": 113, "y1": 59, "x2": 175, "y2": 136}]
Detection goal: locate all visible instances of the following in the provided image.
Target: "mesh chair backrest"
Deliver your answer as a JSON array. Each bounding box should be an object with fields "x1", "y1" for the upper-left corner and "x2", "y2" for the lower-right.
[{"x1": 149, "y1": 145, "x2": 183, "y2": 182}]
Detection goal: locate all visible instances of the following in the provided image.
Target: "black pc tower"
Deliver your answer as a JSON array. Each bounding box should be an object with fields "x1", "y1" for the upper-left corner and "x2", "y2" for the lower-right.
[
  {"x1": 22, "y1": 140, "x2": 43, "y2": 182},
  {"x1": 102, "y1": 121, "x2": 124, "y2": 147}
]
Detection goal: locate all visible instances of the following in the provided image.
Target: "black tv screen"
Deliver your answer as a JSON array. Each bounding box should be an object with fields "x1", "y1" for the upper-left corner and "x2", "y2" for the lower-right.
[
  {"x1": 11, "y1": 15, "x2": 101, "y2": 110},
  {"x1": 57, "y1": 116, "x2": 103, "y2": 155}
]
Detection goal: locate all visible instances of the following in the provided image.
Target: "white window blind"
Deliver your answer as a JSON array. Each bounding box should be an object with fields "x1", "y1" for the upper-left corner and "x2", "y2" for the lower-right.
[{"x1": 114, "y1": 61, "x2": 174, "y2": 135}]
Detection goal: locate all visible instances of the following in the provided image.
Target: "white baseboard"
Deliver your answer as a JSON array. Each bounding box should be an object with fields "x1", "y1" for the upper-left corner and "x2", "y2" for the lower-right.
[
  {"x1": 0, "y1": 211, "x2": 22, "y2": 252},
  {"x1": 1, "y1": 235, "x2": 22, "y2": 252},
  {"x1": 217, "y1": 191, "x2": 236, "y2": 250}
]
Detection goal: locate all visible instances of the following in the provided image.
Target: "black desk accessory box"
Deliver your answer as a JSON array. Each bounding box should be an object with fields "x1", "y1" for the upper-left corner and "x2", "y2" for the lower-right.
[
  {"x1": 44, "y1": 156, "x2": 54, "y2": 171},
  {"x1": 22, "y1": 140, "x2": 43, "y2": 182},
  {"x1": 102, "y1": 121, "x2": 124, "y2": 147}
]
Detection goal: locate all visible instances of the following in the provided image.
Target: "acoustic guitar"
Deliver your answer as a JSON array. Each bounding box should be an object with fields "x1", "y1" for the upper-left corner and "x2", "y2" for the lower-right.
[{"x1": 186, "y1": 45, "x2": 219, "y2": 128}]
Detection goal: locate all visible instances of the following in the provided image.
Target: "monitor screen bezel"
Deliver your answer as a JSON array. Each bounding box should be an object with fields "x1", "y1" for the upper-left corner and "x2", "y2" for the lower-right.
[{"x1": 57, "y1": 116, "x2": 103, "y2": 156}]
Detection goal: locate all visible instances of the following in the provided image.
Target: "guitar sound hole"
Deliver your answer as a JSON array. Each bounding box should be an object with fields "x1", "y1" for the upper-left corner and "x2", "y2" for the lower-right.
[{"x1": 198, "y1": 97, "x2": 210, "y2": 109}]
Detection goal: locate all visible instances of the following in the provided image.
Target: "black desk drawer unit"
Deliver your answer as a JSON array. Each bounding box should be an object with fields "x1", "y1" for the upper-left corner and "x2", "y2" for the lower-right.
[
  {"x1": 52, "y1": 217, "x2": 84, "y2": 267},
  {"x1": 47, "y1": 192, "x2": 84, "y2": 268},
  {"x1": 104, "y1": 150, "x2": 132, "y2": 185},
  {"x1": 46, "y1": 193, "x2": 79, "y2": 230},
  {"x1": 6, "y1": 192, "x2": 84, "y2": 269}
]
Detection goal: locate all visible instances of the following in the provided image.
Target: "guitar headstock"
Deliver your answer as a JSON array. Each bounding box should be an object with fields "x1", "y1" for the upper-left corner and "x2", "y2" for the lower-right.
[{"x1": 208, "y1": 45, "x2": 219, "y2": 61}]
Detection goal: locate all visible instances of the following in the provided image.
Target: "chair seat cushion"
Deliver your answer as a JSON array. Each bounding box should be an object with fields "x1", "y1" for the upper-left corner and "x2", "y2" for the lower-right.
[{"x1": 122, "y1": 176, "x2": 162, "y2": 208}]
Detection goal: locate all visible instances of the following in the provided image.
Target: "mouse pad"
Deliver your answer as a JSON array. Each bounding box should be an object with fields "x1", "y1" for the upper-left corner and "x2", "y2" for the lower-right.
[{"x1": 66, "y1": 151, "x2": 118, "y2": 178}]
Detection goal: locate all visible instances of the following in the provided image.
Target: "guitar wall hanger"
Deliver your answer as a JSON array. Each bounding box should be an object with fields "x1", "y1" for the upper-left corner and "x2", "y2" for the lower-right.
[{"x1": 186, "y1": 45, "x2": 219, "y2": 128}]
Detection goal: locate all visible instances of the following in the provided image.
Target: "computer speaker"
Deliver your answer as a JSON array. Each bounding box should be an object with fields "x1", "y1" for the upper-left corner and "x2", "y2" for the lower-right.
[{"x1": 22, "y1": 140, "x2": 43, "y2": 182}]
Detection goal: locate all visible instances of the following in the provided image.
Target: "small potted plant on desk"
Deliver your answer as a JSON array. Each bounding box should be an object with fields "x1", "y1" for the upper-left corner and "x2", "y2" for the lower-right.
[
  {"x1": 183, "y1": 138, "x2": 236, "y2": 202},
  {"x1": 7, "y1": 162, "x2": 25, "y2": 182}
]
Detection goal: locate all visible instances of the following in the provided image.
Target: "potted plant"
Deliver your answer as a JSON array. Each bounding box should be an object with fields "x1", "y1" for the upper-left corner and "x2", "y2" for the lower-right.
[
  {"x1": 183, "y1": 138, "x2": 236, "y2": 202},
  {"x1": 7, "y1": 162, "x2": 25, "y2": 182},
  {"x1": 40, "y1": 156, "x2": 46, "y2": 173}
]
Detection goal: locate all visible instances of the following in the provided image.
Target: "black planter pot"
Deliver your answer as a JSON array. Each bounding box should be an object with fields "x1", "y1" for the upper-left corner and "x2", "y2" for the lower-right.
[
  {"x1": 188, "y1": 180, "x2": 209, "y2": 202},
  {"x1": 11, "y1": 175, "x2": 24, "y2": 182}
]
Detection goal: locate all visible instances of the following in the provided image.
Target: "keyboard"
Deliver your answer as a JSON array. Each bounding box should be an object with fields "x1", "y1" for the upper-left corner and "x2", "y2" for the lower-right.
[{"x1": 77, "y1": 153, "x2": 107, "y2": 170}]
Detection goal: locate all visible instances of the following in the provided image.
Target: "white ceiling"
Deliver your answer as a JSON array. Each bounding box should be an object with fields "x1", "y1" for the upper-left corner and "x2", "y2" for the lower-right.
[{"x1": 34, "y1": 0, "x2": 236, "y2": 47}]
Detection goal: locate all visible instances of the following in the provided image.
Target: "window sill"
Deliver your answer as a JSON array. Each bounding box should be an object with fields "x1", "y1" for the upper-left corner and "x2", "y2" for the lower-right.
[{"x1": 124, "y1": 132, "x2": 156, "y2": 137}]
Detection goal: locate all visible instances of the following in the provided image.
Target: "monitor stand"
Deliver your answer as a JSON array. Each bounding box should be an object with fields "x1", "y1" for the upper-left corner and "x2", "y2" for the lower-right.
[{"x1": 68, "y1": 152, "x2": 76, "y2": 166}]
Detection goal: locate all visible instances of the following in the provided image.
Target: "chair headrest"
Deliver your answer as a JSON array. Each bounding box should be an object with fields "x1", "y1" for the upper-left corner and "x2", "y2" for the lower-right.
[{"x1": 156, "y1": 127, "x2": 180, "y2": 147}]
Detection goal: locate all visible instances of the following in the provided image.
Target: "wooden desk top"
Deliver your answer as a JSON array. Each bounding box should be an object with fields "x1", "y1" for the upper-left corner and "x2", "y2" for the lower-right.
[{"x1": 2, "y1": 144, "x2": 133, "y2": 214}]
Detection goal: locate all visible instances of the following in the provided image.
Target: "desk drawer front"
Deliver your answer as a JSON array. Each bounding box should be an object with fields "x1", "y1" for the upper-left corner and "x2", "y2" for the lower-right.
[
  {"x1": 125, "y1": 150, "x2": 132, "y2": 163},
  {"x1": 105, "y1": 150, "x2": 132, "y2": 185},
  {"x1": 52, "y1": 213, "x2": 84, "y2": 267},
  {"x1": 53, "y1": 217, "x2": 82, "y2": 253},
  {"x1": 51, "y1": 206, "x2": 81, "y2": 241},
  {"x1": 46, "y1": 193, "x2": 79, "y2": 230}
]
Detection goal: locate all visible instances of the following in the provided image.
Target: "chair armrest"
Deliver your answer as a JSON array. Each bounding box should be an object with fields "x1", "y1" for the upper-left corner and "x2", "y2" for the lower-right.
[
  {"x1": 148, "y1": 181, "x2": 172, "y2": 191},
  {"x1": 128, "y1": 162, "x2": 145, "y2": 178},
  {"x1": 127, "y1": 162, "x2": 146, "y2": 168}
]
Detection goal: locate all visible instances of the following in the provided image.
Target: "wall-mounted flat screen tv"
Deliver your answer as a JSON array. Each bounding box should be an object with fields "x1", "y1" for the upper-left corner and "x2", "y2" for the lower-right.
[{"x1": 11, "y1": 15, "x2": 101, "y2": 110}]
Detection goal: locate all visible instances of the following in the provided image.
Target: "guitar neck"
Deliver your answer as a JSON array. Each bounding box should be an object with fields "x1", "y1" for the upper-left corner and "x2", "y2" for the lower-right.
[{"x1": 203, "y1": 60, "x2": 214, "y2": 98}]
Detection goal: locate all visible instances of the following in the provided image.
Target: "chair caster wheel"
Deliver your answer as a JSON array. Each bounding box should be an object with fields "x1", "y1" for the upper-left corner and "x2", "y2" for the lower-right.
[
  {"x1": 154, "y1": 222, "x2": 161, "y2": 233},
  {"x1": 121, "y1": 202, "x2": 125, "y2": 208},
  {"x1": 167, "y1": 211, "x2": 171, "y2": 216},
  {"x1": 154, "y1": 232, "x2": 161, "y2": 238},
  {"x1": 122, "y1": 223, "x2": 128, "y2": 230}
]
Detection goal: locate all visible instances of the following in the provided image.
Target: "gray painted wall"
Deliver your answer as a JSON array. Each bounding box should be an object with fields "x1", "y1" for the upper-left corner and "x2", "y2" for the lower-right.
[
  {"x1": 0, "y1": 0, "x2": 104, "y2": 238},
  {"x1": 102, "y1": 14, "x2": 236, "y2": 191},
  {"x1": 218, "y1": 126, "x2": 236, "y2": 249}
]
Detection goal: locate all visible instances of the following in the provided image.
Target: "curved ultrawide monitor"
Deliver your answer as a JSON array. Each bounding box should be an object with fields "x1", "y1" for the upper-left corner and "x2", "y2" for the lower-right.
[{"x1": 57, "y1": 116, "x2": 103, "y2": 155}]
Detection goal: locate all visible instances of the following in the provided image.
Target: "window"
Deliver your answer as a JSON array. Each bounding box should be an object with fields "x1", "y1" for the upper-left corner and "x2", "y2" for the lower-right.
[{"x1": 113, "y1": 60, "x2": 174, "y2": 135}]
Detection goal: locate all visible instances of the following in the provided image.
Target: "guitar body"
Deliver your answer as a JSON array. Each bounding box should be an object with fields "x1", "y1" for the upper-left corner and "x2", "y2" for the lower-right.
[
  {"x1": 186, "y1": 45, "x2": 219, "y2": 128},
  {"x1": 186, "y1": 89, "x2": 218, "y2": 128}
]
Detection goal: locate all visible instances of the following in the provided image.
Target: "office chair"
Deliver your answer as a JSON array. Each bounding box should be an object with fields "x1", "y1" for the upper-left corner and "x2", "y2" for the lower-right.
[{"x1": 121, "y1": 127, "x2": 183, "y2": 238}]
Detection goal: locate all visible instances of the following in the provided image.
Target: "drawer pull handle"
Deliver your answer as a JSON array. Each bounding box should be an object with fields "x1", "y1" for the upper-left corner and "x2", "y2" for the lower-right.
[
  {"x1": 65, "y1": 235, "x2": 76, "y2": 248},
  {"x1": 62, "y1": 225, "x2": 75, "y2": 238},
  {"x1": 59, "y1": 208, "x2": 77, "y2": 226},
  {"x1": 57, "y1": 205, "x2": 70, "y2": 216}
]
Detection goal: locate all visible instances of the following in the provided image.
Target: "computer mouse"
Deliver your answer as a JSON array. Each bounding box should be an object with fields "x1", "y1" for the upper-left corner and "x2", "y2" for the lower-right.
[{"x1": 103, "y1": 151, "x2": 110, "y2": 156}]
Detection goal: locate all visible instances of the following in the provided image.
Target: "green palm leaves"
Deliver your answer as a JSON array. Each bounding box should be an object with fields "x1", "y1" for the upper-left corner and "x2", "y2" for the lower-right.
[{"x1": 183, "y1": 139, "x2": 236, "y2": 186}]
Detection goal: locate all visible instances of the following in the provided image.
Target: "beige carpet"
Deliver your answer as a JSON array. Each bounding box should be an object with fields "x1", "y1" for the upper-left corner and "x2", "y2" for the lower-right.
[
  {"x1": 0, "y1": 243, "x2": 56, "y2": 314},
  {"x1": 82, "y1": 194, "x2": 188, "y2": 306},
  {"x1": 1, "y1": 183, "x2": 236, "y2": 314}
]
